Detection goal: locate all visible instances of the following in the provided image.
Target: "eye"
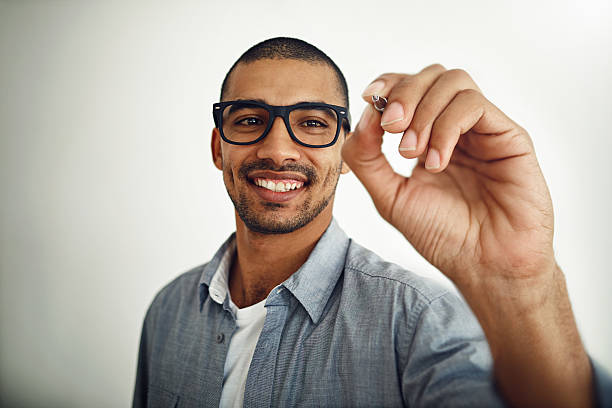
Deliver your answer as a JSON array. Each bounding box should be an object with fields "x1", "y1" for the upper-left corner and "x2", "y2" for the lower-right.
[
  {"x1": 236, "y1": 117, "x2": 264, "y2": 126},
  {"x1": 301, "y1": 119, "x2": 327, "y2": 128}
]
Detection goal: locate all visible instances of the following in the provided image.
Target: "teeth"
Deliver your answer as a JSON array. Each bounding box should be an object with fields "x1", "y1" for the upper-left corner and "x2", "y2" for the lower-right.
[{"x1": 254, "y1": 178, "x2": 304, "y2": 192}]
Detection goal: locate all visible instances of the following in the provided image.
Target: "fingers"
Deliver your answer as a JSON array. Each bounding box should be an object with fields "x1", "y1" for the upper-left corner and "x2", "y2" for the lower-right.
[
  {"x1": 380, "y1": 65, "x2": 448, "y2": 134},
  {"x1": 426, "y1": 89, "x2": 532, "y2": 173},
  {"x1": 398, "y1": 69, "x2": 481, "y2": 159},
  {"x1": 424, "y1": 89, "x2": 486, "y2": 172},
  {"x1": 360, "y1": 64, "x2": 446, "y2": 103},
  {"x1": 361, "y1": 65, "x2": 447, "y2": 134},
  {"x1": 361, "y1": 66, "x2": 524, "y2": 174},
  {"x1": 341, "y1": 104, "x2": 403, "y2": 217}
]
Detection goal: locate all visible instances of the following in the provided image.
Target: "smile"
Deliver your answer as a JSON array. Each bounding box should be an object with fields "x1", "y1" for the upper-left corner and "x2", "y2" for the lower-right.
[
  {"x1": 253, "y1": 178, "x2": 304, "y2": 193},
  {"x1": 247, "y1": 171, "x2": 310, "y2": 203}
]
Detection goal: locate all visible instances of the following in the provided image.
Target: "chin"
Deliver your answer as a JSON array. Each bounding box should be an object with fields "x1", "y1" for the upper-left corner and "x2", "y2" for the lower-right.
[
  {"x1": 241, "y1": 217, "x2": 309, "y2": 235},
  {"x1": 235, "y1": 194, "x2": 333, "y2": 236}
]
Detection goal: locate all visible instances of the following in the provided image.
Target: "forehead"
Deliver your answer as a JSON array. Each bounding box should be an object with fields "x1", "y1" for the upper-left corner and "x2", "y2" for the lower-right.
[{"x1": 223, "y1": 59, "x2": 344, "y2": 106}]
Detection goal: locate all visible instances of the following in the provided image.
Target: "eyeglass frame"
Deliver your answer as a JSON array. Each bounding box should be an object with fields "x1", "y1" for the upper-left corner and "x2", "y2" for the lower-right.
[{"x1": 212, "y1": 99, "x2": 352, "y2": 148}]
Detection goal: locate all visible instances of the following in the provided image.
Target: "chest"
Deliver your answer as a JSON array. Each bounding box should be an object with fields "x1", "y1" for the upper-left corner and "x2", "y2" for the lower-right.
[{"x1": 147, "y1": 296, "x2": 404, "y2": 407}]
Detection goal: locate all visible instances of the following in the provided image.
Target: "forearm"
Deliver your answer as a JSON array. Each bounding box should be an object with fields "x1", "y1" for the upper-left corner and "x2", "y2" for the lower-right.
[{"x1": 458, "y1": 264, "x2": 594, "y2": 408}]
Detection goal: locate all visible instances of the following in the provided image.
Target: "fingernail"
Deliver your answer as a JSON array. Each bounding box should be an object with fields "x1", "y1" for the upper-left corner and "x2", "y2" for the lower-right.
[
  {"x1": 361, "y1": 80, "x2": 385, "y2": 97},
  {"x1": 399, "y1": 129, "x2": 417, "y2": 152},
  {"x1": 380, "y1": 102, "x2": 404, "y2": 126},
  {"x1": 425, "y1": 148, "x2": 440, "y2": 170}
]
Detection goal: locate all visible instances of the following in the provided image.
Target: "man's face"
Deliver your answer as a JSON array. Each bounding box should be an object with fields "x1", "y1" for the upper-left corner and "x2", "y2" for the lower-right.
[{"x1": 211, "y1": 59, "x2": 349, "y2": 234}]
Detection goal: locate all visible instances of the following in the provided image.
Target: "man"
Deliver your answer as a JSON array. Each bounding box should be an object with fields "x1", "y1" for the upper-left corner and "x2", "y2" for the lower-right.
[{"x1": 133, "y1": 37, "x2": 611, "y2": 407}]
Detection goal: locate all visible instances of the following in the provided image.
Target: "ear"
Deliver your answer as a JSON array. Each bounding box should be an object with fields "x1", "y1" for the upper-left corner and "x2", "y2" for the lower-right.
[
  {"x1": 340, "y1": 131, "x2": 353, "y2": 174},
  {"x1": 211, "y1": 128, "x2": 223, "y2": 170}
]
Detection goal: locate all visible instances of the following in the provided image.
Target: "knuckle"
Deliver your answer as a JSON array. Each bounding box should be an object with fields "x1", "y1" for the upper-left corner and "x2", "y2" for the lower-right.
[
  {"x1": 423, "y1": 63, "x2": 446, "y2": 73},
  {"x1": 429, "y1": 130, "x2": 456, "y2": 156},
  {"x1": 411, "y1": 104, "x2": 436, "y2": 130},
  {"x1": 397, "y1": 75, "x2": 418, "y2": 88},
  {"x1": 456, "y1": 88, "x2": 481, "y2": 100},
  {"x1": 444, "y1": 68, "x2": 471, "y2": 82},
  {"x1": 429, "y1": 120, "x2": 442, "y2": 138},
  {"x1": 410, "y1": 118, "x2": 429, "y2": 137},
  {"x1": 376, "y1": 72, "x2": 400, "y2": 82},
  {"x1": 430, "y1": 118, "x2": 452, "y2": 137},
  {"x1": 390, "y1": 78, "x2": 419, "y2": 99}
]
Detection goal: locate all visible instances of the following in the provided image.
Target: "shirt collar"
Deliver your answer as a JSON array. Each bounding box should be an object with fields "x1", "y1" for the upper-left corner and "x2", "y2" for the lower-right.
[
  {"x1": 198, "y1": 232, "x2": 236, "y2": 312},
  {"x1": 198, "y1": 218, "x2": 350, "y2": 323},
  {"x1": 281, "y1": 219, "x2": 349, "y2": 324},
  {"x1": 208, "y1": 238, "x2": 236, "y2": 307}
]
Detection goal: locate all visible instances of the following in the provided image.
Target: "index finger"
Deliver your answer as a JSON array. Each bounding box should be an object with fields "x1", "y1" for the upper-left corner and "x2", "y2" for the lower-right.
[
  {"x1": 360, "y1": 64, "x2": 447, "y2": 107},
  {"x1": 360, "y1": 72, "x2": 403, "y2": 102}
]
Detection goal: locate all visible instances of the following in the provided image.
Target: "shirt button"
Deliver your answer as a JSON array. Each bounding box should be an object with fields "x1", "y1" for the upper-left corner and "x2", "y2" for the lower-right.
[
  {"x1": 277, "y1": 287, "x2": 283, "y2": 294},
  {"x1": 216, "y1": 333, "x2": 225, "y2": 344}
]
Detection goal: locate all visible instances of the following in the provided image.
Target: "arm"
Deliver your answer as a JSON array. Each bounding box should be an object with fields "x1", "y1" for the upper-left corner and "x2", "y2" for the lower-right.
[{"x1": 342, "y1": 65, "x2": 597, "y2": 407}]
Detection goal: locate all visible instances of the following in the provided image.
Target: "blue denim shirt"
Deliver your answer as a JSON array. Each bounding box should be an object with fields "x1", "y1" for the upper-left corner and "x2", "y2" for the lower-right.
[{"x1": 133, "y1": 219, "x2": 612, "y2": 407}]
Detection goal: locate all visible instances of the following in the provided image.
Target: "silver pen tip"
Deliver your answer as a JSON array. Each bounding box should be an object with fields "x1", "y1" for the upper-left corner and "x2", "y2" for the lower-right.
[{"x1": 372, "y1": 95, "x2": 387, "y2": 112}]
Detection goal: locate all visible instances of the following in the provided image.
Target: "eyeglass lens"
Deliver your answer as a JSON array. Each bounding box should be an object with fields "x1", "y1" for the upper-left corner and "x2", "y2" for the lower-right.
[{"x1": 221, "y1": 102, "x2": 339, "y2": 146}]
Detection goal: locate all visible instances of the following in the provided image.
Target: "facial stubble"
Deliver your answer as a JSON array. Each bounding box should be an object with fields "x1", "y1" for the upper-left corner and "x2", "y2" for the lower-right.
[{"x1": 224, "y1": 160, "x2": 343, "y2": 234}]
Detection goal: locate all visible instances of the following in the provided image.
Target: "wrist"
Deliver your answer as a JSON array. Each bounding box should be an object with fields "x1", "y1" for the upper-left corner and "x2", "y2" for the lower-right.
[
  {"x1": 453, "y1": 257, "x2": 560, "y2": 316},
  {"x1": 456, "y1": 262, "x2": 593, "y2": 407}
]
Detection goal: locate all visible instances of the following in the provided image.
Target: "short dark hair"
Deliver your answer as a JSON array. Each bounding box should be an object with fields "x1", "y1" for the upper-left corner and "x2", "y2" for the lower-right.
[{"x1": 220, "y1": 37, "x2": 349, "y2": 110}]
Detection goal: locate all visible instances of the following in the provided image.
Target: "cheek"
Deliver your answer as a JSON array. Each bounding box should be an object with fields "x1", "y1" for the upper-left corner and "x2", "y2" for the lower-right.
[
  {"x1": 314, "y1": 157, "x2": 343, "y2": 187},
  {"x1": 220, "y1": 150, "x2": 245, "y2": 182},
  {"x1": 220, "y1": 160, "x2": 240, "y2": 192}
]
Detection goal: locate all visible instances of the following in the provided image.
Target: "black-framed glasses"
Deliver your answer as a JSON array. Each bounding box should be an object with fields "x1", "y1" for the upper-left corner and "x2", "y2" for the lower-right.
[{"x1": 212, "y1": 100, "x2": 351, "y2": 148}]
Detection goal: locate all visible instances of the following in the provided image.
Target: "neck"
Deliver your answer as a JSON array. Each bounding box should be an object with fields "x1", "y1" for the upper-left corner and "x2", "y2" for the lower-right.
[{"x1": 229, "y1": 209, "x2": 332, "y2": 308}]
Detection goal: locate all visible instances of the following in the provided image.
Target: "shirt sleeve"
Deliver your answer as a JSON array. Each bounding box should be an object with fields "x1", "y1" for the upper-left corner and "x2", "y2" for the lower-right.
[
  {"x1": 592, "y1": 358, "x2": 612, "y2": 408},
  {"x1": 400, "y1": 292, "x2": 506, "y2": 407}
]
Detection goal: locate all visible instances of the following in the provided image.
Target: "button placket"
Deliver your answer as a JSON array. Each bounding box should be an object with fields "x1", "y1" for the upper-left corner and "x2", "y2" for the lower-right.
[{"x1": 243, "y1": 302, "x2": 289, "y2": 408}]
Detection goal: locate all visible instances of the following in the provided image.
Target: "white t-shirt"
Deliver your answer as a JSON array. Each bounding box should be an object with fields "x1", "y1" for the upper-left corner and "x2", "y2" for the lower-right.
[
  {"x1": 219, "y1": 297, "x2": 267, "y2": 408},
  {"x1": 208, "y1": 240, "x2": 269, "y2": 408}
]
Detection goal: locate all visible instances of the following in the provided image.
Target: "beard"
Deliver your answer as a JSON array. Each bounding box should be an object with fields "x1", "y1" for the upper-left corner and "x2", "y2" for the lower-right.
[{"x1": 224, "y1": 159, "x2": 342, "y2": 234}]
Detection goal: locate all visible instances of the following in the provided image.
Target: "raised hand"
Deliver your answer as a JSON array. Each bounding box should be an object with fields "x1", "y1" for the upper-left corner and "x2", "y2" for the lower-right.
[
  {"x1": 343, "y1": 64, "x2": 554, "y2": 287},
  {"x1": 342, "y1": 64, "x2": 593, "y2": 407}
]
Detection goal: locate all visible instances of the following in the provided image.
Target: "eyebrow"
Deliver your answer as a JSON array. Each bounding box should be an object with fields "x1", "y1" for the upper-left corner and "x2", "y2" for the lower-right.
[
  {"x1": 226, "y1": 99, "x2": 338, "y2": 119},
  {"x1": 232, "y1": 98, "x2": 330, "y2": 105},
  {"x1": 227, "y1": 101, "x2": 263, "y2": 115}
]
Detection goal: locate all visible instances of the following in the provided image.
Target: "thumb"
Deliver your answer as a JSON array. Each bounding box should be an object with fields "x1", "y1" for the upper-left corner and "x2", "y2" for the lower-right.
[{"x1": 342, "y1": 104, "x2": 403, "y2": 218}]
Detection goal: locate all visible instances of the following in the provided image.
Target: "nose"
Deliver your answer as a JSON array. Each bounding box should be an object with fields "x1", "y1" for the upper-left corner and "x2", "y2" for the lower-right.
[{"x1": 256, "y1": 116, "x2": 301, "y2": 166}]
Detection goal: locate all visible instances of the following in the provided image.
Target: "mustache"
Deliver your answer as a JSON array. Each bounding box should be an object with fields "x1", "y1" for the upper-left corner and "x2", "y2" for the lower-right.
[{"x1": 238, "y1": 160, "x2": 318, "y2": 184}]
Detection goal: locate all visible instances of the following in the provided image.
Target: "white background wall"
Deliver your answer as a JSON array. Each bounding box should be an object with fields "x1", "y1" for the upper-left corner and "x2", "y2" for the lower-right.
[{"x1": 1, "y1": 0, "x2": 610, "y2": 406}]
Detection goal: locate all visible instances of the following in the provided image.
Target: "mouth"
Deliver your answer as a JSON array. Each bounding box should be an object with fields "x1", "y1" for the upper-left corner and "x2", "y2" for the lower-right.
[
  {"x1": 247, "y1": 171, "x2": 309, "y2": 203},
  {"x1": 253, "y1": 178, "x2": 305, "y2": 192}
]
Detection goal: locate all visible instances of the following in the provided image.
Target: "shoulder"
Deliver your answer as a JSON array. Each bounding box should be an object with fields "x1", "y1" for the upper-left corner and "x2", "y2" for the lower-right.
[
  {"x1": 339, "y1": 239, "x2": 486, "y2": 357},
  {"x1": 144, "y1": 263, "x2": 208, "y2": 322},
  {"x1": 344, "y1": 239, "x2": 451, "y2": 305}
]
